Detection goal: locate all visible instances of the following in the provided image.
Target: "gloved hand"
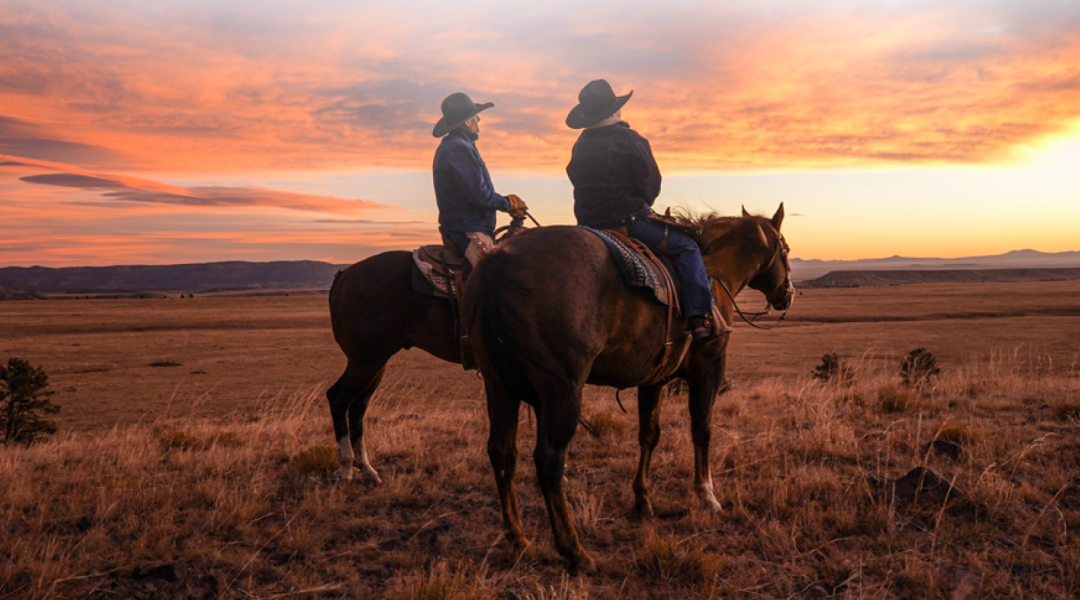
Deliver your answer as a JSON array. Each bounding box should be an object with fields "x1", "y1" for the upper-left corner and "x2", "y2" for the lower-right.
[{"x1": 506, "y1": 194, "x2": 528, "y2": 219}]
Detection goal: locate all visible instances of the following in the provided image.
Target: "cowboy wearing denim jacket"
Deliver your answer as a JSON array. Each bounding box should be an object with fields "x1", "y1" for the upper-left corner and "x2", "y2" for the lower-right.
[
  {"x1": 432, "y1": 92, "x2": 528, "y2": 266},
  {"x1": 566, "y1": 79, "x2": 716, "y2": 339}
]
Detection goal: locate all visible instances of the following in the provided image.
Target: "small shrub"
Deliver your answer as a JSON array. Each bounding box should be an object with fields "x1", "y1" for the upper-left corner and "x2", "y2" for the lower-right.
[
  {"x1": 812, "y1": 353, "x2": 855, "y2": 384},
  {"x1": 291, "y1": 445, "x2": 337, "y2": 478},
  {"x1": 900, "y1": 348, "x2": 940, "y2": 387},
  {"x1": 964, "y1": 382, "x2": 986, "y2": 399},
  {"x1": 716, "y1": 399, "x2": 741, "y2": 417},
  {"x1": 391, "y1": 561, "x2": 486, "y2": 600},
  {"x1": 580, "y1": 411, "x2": 626, "y2": 440},
  {"x1": 636, "y1": 531, "x2": 720, "y2": 585},
  {"x1": 0, "y1": 357, "x2": 60, "y2": 445},
  {"x1": 207, "y1": 431, "x2": 244, "y2": 448},
  {"x1": 666, "y1": 379, "x2": 688, "y2": 397},
  {"x1": 154, "y1": 425, "x2": 202, "y2": 451},
  {"x1": 879, "y1": 385, "x2": 911, "y2": 414},
  {"x1": 935, "y1": 424, "x2": 974, "y2": 444},
  {"x1": 1054, "y1": 403, "x2": 1080, "y2": 421}
]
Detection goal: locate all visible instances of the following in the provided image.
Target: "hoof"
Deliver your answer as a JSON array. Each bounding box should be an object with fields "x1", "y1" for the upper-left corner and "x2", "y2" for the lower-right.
[
  {"x1": 702, "y1": 497, "x2": 722, "y2": 513},
  {"x1": 332, "y1": 467, "x2": 354, "y2": 483},
  {"x1": 504, "y1": 530, "x2": 530, "y2": 550},
  {"x1": 633, "y1": 501, "x2": 655, "y2": 519},
  {"x1": 360, "y1": 466, "x2": 383, "y2": 485},
  {"x1": 569, "y1": 553, "x2": 598, "y2": 576}
]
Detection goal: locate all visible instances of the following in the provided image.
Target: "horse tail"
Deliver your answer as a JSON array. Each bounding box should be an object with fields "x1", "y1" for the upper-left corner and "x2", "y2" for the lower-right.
[{"x1": 468, "y1": 251, "x2": 540, "y2": 404}]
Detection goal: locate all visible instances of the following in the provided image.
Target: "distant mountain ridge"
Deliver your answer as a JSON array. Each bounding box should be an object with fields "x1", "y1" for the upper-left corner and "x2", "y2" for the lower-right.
[
  {"x1": 800, "y1": 268, "x2": 1080, "y2": 288},
  {"x1": 2, "y1": 249, "x2": 1079, "y2": 295},
  {"x1": 790, "y1": 249, "x2": 1080, "y2": 282},
  {"x1": 0, "y1": 261, "x2": 346, "y2": 294}
]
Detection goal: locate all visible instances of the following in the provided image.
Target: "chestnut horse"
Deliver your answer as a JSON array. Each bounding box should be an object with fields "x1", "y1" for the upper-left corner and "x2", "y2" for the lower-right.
[
  {"x1": 462, "y1": 205, "x2": 793, "y2": 574},
  {"x1": 326, "y1": 251, "x2": 463, "y2": 483}
]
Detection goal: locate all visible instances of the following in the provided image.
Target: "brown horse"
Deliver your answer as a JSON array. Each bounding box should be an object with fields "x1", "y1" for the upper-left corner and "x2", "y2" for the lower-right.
[
  {"x1": 326, "y1": 251, "x2": 462, "y2": 483},
  {"x1": 462, "y1": 205, "x2": 793, "y2": 574}
]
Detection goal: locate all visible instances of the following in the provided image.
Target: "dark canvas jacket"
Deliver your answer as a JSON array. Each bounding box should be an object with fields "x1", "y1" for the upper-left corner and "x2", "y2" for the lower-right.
[
  {"x1": 566, "y1": 122, "x2": 662, "y2": 229},
  {"x1": 433, "y1": 129, "x2": 510, "y2": 236}
]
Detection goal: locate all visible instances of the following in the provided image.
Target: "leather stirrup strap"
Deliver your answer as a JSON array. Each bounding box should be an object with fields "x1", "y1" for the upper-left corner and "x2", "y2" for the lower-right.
[
  {"x1": 606, "y1": 230, "x2": 690, "y2": 386},
  {"x1": 447, "y1": 267, "x2": 476, "y2": 371}
]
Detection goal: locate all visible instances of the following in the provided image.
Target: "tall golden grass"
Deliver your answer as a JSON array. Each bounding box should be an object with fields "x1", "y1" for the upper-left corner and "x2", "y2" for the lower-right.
[{"x1": 2, "y1": 348, "x2": 1079, "y2": 599}]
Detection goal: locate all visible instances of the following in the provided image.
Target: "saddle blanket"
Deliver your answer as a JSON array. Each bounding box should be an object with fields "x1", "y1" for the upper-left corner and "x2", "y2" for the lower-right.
[{"x1": 579, "y1": 226, "x2": 676, "y2": 307}]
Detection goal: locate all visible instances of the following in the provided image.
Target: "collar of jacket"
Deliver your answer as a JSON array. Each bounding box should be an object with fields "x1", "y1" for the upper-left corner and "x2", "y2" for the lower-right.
[
  {"x1": 447, "y1": 128, "x2": 479, "y2": 143},
  {"x1": 584, "y1": 121, "x2": 631, "y2": 133}
]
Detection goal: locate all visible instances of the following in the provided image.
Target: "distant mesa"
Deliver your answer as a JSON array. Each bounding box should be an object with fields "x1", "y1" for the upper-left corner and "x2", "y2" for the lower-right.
[
  {"x1": 0, "y1": 261, "x2": 348, "y2": 297},
  {"x1": 790, "y1": 249, "x2": 1080, "y2": 283},
  {"x1": 800, "y1": 268, "x2": 1080, "y2": 288}
]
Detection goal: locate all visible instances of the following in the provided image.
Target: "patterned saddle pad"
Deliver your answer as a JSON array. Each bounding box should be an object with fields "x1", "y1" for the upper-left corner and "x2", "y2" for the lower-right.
[{"x1": 579, "y1": 226, "x2": 677, "y2": 308}]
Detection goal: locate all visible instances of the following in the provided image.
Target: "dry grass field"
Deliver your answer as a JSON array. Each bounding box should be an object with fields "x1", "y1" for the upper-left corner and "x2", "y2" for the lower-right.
[{"x1": 1, "y1": 280, "x2": 1079, "y2": 598}]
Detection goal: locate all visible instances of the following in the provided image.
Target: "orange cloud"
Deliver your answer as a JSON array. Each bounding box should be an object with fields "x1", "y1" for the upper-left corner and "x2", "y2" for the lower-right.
[{"x1": 1, "y1": 2, "x2": 1078, "y2": 175}]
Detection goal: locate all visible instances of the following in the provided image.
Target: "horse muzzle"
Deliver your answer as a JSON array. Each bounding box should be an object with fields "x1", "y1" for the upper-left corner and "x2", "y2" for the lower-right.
[{"x1": 768, "y1": 280, "x2": 795, "y2": 312}]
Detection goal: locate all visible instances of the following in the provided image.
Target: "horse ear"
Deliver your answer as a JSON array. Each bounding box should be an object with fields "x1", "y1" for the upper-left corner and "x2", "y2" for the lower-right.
[
  {"x1": 741, "y1": 205, "x2": 751, "y2": 218},
  {"x1": 755, "y1": 223, "x2": 769, "y2": 249},
  {"x1": 771, "y1": 203, "x2": 785, "y2": 230}
]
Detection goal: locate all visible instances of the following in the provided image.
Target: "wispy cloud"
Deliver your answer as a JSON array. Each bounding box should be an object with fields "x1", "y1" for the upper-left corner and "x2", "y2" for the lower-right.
[{"x1": 11, "y1": 159, "x2": 395, "y2": 214}]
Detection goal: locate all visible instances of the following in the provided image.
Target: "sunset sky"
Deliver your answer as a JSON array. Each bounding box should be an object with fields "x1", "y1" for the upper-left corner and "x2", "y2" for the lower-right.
[{"x1": 2, "y1": 0, "x2": 1079, "y2": 266}]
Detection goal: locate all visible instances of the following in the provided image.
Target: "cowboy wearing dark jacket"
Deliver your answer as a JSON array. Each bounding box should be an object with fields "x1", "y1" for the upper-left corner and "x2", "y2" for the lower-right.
[
  {"x1": 566, "y1": 79, "x2": 715, "y2": 339},
  {"x1": 433, "y1": 92, "x2": 527, "y2": 265}
]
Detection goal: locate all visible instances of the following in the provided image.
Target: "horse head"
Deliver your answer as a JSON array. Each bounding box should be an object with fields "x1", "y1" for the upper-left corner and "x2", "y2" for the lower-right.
[{"x1": 699, "y1": 203, "x2": 795, "y2": 312}]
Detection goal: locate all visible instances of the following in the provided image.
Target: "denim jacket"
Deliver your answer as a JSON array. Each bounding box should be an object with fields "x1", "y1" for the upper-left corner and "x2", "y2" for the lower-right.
[{"x1": 433, "y1": 129, "x2": 510, "y2": 236}]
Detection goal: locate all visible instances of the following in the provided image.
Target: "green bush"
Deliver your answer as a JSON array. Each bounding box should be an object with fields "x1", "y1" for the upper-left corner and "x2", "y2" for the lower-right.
[
  {"x1": 900, "y1": 348, "x2": 940, "y2": 387},
  {"x1": 812, "y1": 353, "x2": 854, "y2": 384},
  {"x1": 1, "y1": 358, "x2": 60, "y2": 446}
]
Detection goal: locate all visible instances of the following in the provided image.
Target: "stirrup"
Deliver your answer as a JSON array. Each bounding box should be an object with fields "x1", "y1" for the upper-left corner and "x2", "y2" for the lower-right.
[{"x1": 688, "y1": 316, "x2": 717, "y2": 340}]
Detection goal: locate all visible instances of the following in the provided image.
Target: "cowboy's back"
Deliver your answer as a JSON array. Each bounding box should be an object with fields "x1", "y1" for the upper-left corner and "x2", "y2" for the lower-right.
[{"x1": 567, "y1": 122, "x2": 661, "y2": 230}]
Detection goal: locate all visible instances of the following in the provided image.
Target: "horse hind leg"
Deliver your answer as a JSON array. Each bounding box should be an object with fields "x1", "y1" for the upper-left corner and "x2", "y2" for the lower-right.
[
  {"x1": 534, "y1": 390, "x2": 597, "y2": 575},
  {"x1": 327, "y1": 363, "x2": 385, "y2": 483},
  {"x1": 485, "y1": 378, "x2": 528, "y2": 548},
  {"x1": 632, "y1": 384, "x2": 665, "y2": 517}
]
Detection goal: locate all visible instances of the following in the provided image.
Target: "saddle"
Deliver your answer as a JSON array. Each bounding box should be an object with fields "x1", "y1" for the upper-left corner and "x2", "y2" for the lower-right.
[
  {"x1": 581, "y1": 225, "x2": 732, "y2": 386},
  {"x1": 412, "y1": 227, "x2": 526, "y2": 371},
  {"x1": 412, "y1": 243, "x2": 467, "y2": 299}
]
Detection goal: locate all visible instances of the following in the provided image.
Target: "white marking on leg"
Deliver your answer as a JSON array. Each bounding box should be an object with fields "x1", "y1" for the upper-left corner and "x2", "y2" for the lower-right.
[
  {"x1": 356, "y1": 440, "x2": 382, "y2": 484},
  {"x1": 333, "y1": 436, "x2": 354, "y2": 482},
  {"x1": 696, "y1": 478, "x2": 722, "y2": 513}
]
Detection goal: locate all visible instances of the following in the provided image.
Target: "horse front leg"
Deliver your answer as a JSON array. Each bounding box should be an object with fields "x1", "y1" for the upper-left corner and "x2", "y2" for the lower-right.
[
  {"x1": 686, "y1": 363, "x2": 725, "y2": 513},
  {"x1": 632, "y1": 384, "x2": 665, "y2": 517},
  {"x1": 485, "y1": 379, "x2": 528, "y2": 548},
  {"x1": 535, "y1": 392, "x2": 597, "y2": 575},
  {"x1": 328, "y1": 362, "x2": 385, "y2": 483}
]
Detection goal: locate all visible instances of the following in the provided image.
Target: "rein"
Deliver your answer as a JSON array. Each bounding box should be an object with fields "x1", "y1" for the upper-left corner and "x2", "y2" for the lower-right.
[
  {"x1": 713, "y1": 277, "x2": 789, "y2": 331},
  {"x1": 712, "y1": 228, "x2": 793, "y2": 331}
]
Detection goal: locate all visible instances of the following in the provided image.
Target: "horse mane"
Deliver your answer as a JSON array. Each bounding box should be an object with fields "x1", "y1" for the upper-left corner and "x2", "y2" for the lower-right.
[{"x1": 663, "y1": 209, "x2": 744, "y2": 248}]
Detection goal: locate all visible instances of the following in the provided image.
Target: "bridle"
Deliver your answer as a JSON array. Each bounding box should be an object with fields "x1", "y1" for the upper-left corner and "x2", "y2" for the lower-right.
[{"x1": 713, "y1": 227, "x2": 794, "y2": 331}]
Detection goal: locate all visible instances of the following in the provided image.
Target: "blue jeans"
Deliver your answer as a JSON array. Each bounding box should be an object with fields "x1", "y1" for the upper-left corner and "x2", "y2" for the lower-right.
[{"x1": 627, "y1": 220, "x2": 714, "y2": 317}]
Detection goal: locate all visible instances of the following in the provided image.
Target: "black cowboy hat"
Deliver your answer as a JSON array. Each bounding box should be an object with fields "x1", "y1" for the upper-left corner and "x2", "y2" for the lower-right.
[
  {"x1": 432, "y1": 92, "x2": 494, "y2": 138},
  {"x1": 565, "y1": 79, "x2": 633, "y2": 129}
]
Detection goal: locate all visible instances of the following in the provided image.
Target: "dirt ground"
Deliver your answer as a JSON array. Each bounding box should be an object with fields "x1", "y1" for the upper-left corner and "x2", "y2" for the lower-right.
[{"x1": 1, "y1": 280, "x2": 1078, "y2": 432}]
